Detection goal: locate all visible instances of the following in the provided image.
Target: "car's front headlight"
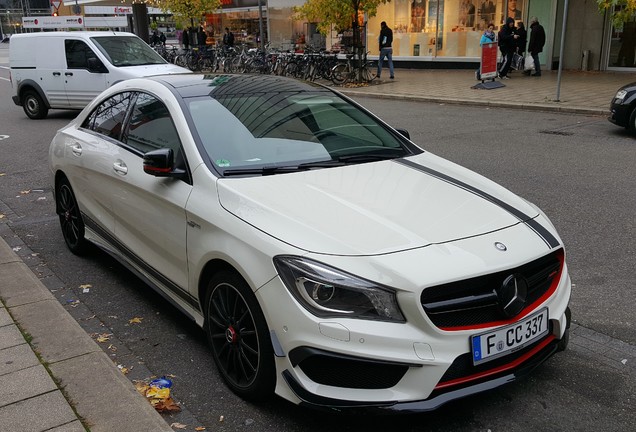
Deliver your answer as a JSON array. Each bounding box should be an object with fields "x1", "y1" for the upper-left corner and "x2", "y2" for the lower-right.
[
  {"x1": 273, "y1": 256, "x2": 405, "y2": 323},
  {"x1": 615, "y1": 89, "x2": 628, "y2": 101}
]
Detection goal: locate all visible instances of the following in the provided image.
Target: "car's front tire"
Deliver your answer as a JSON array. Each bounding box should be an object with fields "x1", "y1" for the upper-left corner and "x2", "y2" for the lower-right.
[
  {"x1": 56, "y1": 177, "x2": 88, "y2": 255},
  {"x1": 204, "y1": 270, "x2": 275, "y2": 400},
  {"x1": 22, "y1": 90, "x2": 48, "y2": 120}
]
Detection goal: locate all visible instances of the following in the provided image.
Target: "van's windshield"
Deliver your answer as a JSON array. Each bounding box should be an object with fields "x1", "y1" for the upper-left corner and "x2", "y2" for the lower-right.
[{"x1": 91, "y1": 36, "x2": 167, "y2": 67}]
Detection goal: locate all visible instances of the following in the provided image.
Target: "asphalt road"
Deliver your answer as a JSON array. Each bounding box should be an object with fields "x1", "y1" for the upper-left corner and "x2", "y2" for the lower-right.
[{"x1": 0, "y1": 56, "x2": 635, "y2": 431}]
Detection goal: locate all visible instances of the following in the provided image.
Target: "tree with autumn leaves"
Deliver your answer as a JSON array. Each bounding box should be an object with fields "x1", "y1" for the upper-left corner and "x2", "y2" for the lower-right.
[
  {"x1": 157, "y1": 0, "x2": 221, "y2": 28},
  {"x1": 295, "y1": 0, "x2": 390, "y2": 82},
  {"x1": 598, "y1": 0, "x2": 636, "y2": 27}
]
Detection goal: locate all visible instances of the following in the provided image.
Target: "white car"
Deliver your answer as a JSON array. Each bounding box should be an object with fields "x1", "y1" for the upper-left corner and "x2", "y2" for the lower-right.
[{"x1": 49, "y1": 74, "x2": 571, "y2": 411}]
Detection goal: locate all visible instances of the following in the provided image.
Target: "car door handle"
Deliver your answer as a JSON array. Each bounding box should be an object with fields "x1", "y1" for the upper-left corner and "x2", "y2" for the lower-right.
[
  {"x1": 65, "y1": 72, "x2": 73, "y2": 77},
  {"x1": 53, "y1": 72, "x2": 61, "y2": 76},
  {"x1": 113, "y1": 161, "x2": 128, "y2": 175},
  {"x1": 71, "y1": 143, "x2": 82, "y2": 156}
]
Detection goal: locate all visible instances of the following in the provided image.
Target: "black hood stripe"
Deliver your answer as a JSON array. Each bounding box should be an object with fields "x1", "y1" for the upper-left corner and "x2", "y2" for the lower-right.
[{"x1": 394, "y1": 158, "x2": 560, "y2": 249}]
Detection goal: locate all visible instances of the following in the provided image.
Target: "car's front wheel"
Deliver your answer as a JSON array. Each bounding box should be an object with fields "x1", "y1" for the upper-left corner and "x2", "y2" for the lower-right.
[
  {"x1": 204, "y1": 270, "x2": 275, "y2": 400},
  {"x1": 56, "y1": 177, "x2": 88, "y2": 255},
  {"x1": 22, "y1": 90, "x2": 48, "y2": 120}
]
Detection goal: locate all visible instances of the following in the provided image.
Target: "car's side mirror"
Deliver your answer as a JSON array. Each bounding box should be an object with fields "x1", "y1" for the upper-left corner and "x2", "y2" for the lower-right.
[
  {"x1": 143, "y1": 148, "x2": 186, "y2": 179},
  {"x1": 395, "y1": 128, "x2": 410, "y2": 140},
  {"x1": 87, "y1": 57, "x2": 108, "y2": 73}
]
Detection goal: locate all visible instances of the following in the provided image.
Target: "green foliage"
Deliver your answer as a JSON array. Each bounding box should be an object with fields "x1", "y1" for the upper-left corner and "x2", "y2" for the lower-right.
[
  {"x1": 598, "y1": 0, "x2": 636, "y2": 28},
  {"x1": 295, "y1": 0, "x2": 390, "y2": 35},
  {"x1": 158, "y1": 0, "x2": 221, "y2": 27}
]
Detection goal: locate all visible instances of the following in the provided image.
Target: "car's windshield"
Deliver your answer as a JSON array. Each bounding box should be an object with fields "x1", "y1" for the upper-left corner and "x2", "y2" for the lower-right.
[
  {"x1": 91, "y1": 36, "x2": 166, "y2": 66},
  {"x1": 187, "y1": 89, "x2": 412, "y2": 174}
]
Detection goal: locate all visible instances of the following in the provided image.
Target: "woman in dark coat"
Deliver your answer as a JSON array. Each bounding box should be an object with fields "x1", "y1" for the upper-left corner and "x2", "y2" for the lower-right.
[{"x1": 516, "y1": 22, "x2": 527, "y2": 56}]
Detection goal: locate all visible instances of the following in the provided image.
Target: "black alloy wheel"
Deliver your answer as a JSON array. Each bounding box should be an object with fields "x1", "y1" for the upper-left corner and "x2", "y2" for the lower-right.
[
  {"x1": 22, "y1": 90, "x2": 48, "y2": 120},
  {"x1": 56, "y1": 178, "x2": 88, "y2": 255},
  {"x1": 205, "y1": 271, "x2": 275, "y2": 400}
]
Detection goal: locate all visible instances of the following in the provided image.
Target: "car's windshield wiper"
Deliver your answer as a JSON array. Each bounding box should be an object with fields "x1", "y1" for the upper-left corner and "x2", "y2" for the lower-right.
[
  {"x1": 335, "y1": 152, "x2": 404, "y2": 164},
  {"x1": 222, "y1": 160, "x2": 345, "y2": 177}
]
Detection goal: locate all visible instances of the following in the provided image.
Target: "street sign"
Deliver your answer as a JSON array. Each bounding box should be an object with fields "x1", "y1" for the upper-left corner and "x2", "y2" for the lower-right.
[
  {"x1": 480, "y1": 42, "x2": 498, "y2": 80},
  {"x1": 51, "y1": 0, "x2": 62, "y2": 9}
]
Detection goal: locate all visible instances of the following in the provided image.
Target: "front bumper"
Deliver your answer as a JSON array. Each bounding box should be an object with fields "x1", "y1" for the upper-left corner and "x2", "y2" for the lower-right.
[
  {"x1": 258, "y1": 242, "x2": 572, "y2": 410},
  {"x1": 608, "y1": 100, "x2": 631, "y2": 126}
]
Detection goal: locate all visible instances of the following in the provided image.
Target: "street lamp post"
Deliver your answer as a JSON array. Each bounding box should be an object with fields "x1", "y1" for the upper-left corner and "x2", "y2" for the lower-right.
[{"x1": 258, "y1": 0, "x2": 265, "y2": 52}]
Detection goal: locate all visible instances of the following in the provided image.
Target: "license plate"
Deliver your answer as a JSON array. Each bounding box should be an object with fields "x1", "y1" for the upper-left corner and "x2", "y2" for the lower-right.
[{"x1": 471, "y1": 308, "x2": 549, "y2": 365}]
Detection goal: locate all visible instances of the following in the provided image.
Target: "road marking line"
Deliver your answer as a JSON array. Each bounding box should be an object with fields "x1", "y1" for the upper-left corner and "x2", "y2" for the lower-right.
[
  {"x1": 0, "y1": 77, "x2": 9, "y2": 81},
  {"x1": 0, "y1": 66, "x2": 9, "y2": 70}
]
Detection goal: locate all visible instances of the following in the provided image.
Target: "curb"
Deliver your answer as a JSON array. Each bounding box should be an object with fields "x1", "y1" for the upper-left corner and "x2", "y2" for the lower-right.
[
  {"x1": 338, "y1": 89, "x2": 610, "y2": 116},
  {"x1": 0, "y1": 237, "x2": 173, "y2": 432}
]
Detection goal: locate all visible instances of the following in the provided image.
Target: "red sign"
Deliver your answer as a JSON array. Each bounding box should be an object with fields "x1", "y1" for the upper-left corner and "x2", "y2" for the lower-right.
[{"x1": 480, "y1": 42, "x2": 498, "y2": 79}]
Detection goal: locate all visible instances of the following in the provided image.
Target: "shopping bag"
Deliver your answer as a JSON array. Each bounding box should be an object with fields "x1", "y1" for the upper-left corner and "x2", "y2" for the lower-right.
[
  {"x1": 524, "y1": 53, "x2": 535, "y2": 71},
  {"x1": 512, "y1": 53, "x2": 524, "y2": 70}
]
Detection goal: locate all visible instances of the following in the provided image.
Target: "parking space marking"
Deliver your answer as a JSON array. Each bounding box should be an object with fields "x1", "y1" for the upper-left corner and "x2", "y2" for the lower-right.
[{"x1": 0, "y1": 77, "x2": 9, "y2": 81}]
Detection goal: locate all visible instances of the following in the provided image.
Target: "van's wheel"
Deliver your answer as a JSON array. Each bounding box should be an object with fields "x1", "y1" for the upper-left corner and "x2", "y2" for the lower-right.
[
  {"x1": 56, "y1": 177, "x2": 88, "y2": 255},
  {"x1": 22, "y1": 90, "x2": 48, "y2": 119},
  {"x1": 204, "y1": 270, "x2": 275, "y2": 400}
]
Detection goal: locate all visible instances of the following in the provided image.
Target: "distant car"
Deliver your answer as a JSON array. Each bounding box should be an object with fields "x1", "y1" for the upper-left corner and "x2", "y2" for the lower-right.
[
  {"x1": 49, "y1": 74, "x2": 571, "y2": 412},
  {"x1": 609, "y1": 82, "x2": 636, "y2": 133}
]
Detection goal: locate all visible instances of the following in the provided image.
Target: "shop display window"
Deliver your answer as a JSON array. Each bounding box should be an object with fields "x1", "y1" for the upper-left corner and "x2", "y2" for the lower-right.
[{"x1": 368, "y1": 0, "x2": 526, "y2": 58}]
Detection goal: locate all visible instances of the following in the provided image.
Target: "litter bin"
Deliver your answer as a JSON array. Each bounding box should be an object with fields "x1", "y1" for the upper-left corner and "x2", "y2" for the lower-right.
[{"x1": 414, "y1": 44, "x2": 420, "y2": 56}]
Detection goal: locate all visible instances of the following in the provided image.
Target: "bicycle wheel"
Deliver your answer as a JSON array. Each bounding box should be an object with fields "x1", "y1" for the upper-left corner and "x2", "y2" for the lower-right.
[
  {"x1": 331, "y1": 63, "x2": 349, "y2": 85},
  {"x1": 361, "y1": 62, "x2": 378, "y2": 82}
]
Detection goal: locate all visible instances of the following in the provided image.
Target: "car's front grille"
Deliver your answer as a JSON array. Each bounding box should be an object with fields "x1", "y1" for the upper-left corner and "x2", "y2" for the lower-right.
[{"x1": 420, "y1": 249, "x2": 563, "y2": 330}]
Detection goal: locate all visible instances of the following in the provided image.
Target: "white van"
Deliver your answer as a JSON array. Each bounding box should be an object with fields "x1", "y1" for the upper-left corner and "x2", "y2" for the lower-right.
[{"x1": 10, "y1": 31, "x2": 190, "y2": 119}]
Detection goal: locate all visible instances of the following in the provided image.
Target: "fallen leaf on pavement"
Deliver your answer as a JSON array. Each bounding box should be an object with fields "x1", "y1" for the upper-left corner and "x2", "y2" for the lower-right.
[
  {"x1": 155, "y1": 397, "x2": 181, "y2": 412},
  {"x1": 219, "y1": 415, "x2": 224, "y2": 422},
  {"x1": 170, "y1": 423, "x2": 187, "y2": 429},
  {"x1": 0, "y1": 214, "x2": 5, "y2": 219},
  {"x1": 79, "y1": 284, "x2": 92, "y2": 289},
  {"x1": 20, "y1": 190, "x2": 31, "y2": 194},
  {"x1": 129, "y1": 317, "x2": 143, "y2": 324},
  {"x1": 195, "y1": 427, "x2": 206, "y2": 431},
  {"x1": 0, "y1": 173, "x2": 6, "y2": 176},
  {"x1": 95, "y1": 333, "x2": 111, "y2": 343}
]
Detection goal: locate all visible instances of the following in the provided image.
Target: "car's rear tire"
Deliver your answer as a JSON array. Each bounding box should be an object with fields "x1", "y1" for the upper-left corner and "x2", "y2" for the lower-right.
[
  {"x1": 204, "y1": 270, "x2": 275, "y2": 401},
  {"x1": 628, "y1": 107, "x2": 636, "y2": 135},
  {"x1": 22, "y1": 90, "x2": 48, "y2": 120},
  {"x1": 56, "y1": 177, "x2": 88, "y2": 255}
]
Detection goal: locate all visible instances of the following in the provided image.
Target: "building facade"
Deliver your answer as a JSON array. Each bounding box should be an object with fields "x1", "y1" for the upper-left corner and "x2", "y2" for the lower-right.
[{"x1": 2, "y1": 0, "x2": 634, "y2": 72}]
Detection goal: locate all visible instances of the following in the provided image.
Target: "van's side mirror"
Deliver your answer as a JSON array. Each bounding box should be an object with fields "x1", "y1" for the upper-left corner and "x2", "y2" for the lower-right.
[{"x1": 87, "y1": 57, "x2": 107, "y2": 73}]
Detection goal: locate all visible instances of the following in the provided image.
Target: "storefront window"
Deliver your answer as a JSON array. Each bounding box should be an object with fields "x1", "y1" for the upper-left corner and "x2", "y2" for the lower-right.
[
  {"x1": 368, "y1": 0, "x2": 526, "y2": 59},
  {"x1": 608, "y1": 6, "x2": 636, "y2": 69}
]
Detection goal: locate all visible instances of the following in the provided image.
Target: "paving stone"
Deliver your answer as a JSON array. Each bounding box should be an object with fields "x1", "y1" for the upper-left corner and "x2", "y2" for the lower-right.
[
  {"x1": 0, "y1": 238, "x2": 21, "y2": 265},
  {"x1": 0, "y1": 324, "x2": 24, "y2": 350},
  {"x1": 10, "y1": 299, "x2": 100, "y2": 364},
  {"x1": 0, "y1": 391, "x2": 78, "y2": 432},
  {"x1": 0, "y1": 364, "x2": 57, "y2": 408},
  {"x1": 0, "y1": 342, "x2": 39, "y2": 376},
  {"x1": 49, "y1": 351, "x2": 173, "y2": 432},
  {"x1": 0, "y1": 306, "x2": 13, "y2": 327},
  {"x1": 0, "y1": 261, "x2": 55, "y2": 307}
]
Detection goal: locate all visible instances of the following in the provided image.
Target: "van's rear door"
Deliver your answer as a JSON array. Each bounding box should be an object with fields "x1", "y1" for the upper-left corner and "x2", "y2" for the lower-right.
[{"x1": 63, "y1": 38, "x2": 106, "y2": 108}]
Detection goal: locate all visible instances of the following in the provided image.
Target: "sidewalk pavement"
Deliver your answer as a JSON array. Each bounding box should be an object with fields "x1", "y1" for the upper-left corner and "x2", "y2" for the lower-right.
[
  {"x1": 0, "y1": 238, "x2": 173, "y2": 432},
  {"x1": 338, "y1": 68, "x2": 628, "y2": 116}
]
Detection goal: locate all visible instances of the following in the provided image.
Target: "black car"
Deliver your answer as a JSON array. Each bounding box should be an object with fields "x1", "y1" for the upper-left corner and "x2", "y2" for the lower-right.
[{"x1": 609, "y1": 82, "x2": 636, "y2": 133}]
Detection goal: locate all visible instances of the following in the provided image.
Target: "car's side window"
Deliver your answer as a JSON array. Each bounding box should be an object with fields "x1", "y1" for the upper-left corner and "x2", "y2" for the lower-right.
[
  {"x1": 124, "y1": 93, "x2": 182, "y2": 157},
  {"x1": 65, "y1": 40, "x2": 98, "y2": 70},
  {"x1": 83, "y1": 92, "x2": 134, "y2": 140}
]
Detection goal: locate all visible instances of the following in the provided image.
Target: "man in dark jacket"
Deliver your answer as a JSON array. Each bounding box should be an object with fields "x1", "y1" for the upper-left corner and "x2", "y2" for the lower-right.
[
  {"x1": 223, "y1": 27, "x2": 235, "y2": 48},
  {"x1": 528, "y1": 16, "x2": 546, "y2": 76},
  {"x1": 498, "y1": 17, "x2": 519, "y2": 79},
  {"x1": 377, "y1": 21, "x2": 394, "y2": 79}
]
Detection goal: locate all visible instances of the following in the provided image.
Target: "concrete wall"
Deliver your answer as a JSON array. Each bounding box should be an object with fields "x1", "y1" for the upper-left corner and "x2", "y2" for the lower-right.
[{"x1": 555, "y1": 0, "x2": 606, "y2": 70}]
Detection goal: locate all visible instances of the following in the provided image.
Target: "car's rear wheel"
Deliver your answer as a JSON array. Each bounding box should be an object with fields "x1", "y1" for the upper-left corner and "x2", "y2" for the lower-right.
[
  {"x1": 204, "y1": 270, "x2": 275, "y2": 400},
  {"x1": 22, "y1": 90, "x2": 48, "y2": 119},
  {"x1": 56, "y1": 178, "x2": 88, "y2": 255}
]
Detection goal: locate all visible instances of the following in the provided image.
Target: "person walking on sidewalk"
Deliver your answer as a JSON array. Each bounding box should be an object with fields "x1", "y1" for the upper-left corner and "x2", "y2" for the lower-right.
[
  {"x1": 377, "y1": 21, "x2": 394, "y2": 79},
  {"x1": 498, "y1": 17, "x2": 519, "y2": 79},
  {"x1": 528, "y1": 17, "x2": 545, "y2": 76}
]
